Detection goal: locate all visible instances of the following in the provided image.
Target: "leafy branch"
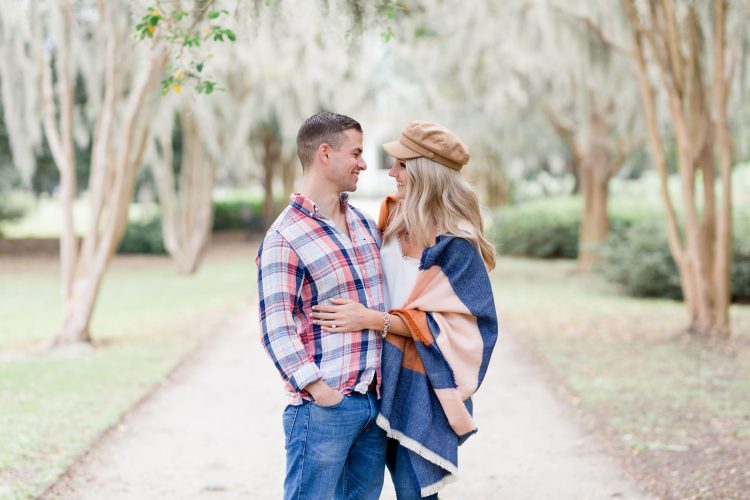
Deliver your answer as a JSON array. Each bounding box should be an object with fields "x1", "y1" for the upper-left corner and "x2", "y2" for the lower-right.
[{"x1": 134, "y1": 2, "x2": 236, "y2": 95}]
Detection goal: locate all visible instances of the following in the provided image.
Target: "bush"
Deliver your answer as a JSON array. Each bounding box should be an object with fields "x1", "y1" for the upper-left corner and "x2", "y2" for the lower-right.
[
  {"x1": 731, "y1": 216, "x2": 750, "y2": 303},
  {"x1": 489, "y1": 197, "x2": 657, "y2": 259},
  {"x1": 212, "y1": 199, "x2": 266, "y2": 232},
  {"x1": 117, "y1": 217, "x2": 165, "y2": 254},
  {"x1": 490, "y1": 197, "x2": 581, "y2": 259},
  {"x1": 599, "y1": 216, "x2": 750, "y2": 303},
  {"x1": 0, "y1": 192, "x2": 28, "y2": 237},
  {"x1": 117, "y1": 197, "x2": 277, "y2": 255},
  {"x1": 598, "y1": 219, "x2": 683, "y2": 299}
]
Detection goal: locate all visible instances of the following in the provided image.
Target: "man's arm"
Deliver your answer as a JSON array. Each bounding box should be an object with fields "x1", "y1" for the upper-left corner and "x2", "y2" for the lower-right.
[{"x1": 257, "y1": 233, "x2": 342, "y2": 405}]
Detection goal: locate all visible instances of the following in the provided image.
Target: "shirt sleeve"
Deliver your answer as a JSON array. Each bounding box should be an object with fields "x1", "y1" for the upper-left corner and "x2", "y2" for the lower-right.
[{"x1": 256, "y1": 232, "x2": 322, "y2": 392}]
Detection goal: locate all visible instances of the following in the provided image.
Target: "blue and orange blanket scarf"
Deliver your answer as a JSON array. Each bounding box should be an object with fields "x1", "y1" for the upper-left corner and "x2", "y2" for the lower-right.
[{"x1": 376, "y1": 196, "x2": 499, "y2": 497}]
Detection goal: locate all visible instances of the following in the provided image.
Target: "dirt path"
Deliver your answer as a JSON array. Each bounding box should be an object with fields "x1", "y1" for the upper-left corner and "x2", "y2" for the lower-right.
[{"x1": 44, "y1": 305, "x2": 648, "y2": 500}]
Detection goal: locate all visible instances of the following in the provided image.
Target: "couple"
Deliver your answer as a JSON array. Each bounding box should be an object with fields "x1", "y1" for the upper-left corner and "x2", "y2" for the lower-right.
[{"x1": 256, "y1": 112, "x2": 498, "y2": 499}]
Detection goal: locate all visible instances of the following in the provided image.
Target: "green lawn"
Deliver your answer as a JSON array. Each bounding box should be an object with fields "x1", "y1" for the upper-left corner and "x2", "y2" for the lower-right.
[
  {"x1": 491, "y1": 257, "x2": 750, "y2": 498},
  {"x1": 0, "y1": 240, "x2": 257, "y2": 499}
]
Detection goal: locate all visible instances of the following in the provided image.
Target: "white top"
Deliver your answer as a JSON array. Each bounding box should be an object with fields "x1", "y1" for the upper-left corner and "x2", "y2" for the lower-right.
[{"x1": 381, "y1": 237, "x2": 420, "y2": 310}]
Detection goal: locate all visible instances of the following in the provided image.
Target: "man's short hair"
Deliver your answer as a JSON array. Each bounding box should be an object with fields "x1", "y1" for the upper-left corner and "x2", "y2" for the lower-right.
[{"x1": 296, "y1": 112, "x2": 362, "y2": 170}]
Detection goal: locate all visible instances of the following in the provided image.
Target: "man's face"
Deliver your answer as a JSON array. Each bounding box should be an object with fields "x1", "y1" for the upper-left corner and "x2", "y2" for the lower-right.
[{"x1": 327, "y1": 129, "x2": 366, "y2": 193}]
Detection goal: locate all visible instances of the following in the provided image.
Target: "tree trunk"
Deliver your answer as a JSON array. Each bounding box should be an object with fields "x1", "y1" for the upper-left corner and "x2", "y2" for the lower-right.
[
  {"x1": 543, "y1": 104, "x2": 583, "y2": 196},
  {"x1": 577, "y1": 109, "x2": 610, "y2": 271},
  {"x1": 260, "y1": 125, "x2": 281, "y2": 228},
  {"x1": 281, "y1": 152, "x2": 297, "y2": 198},
  {"x1": 484, "y1": 164, "x2": 512, "y2": 207},
  {"x1": 711, "y1": 0, "x2": 733, "y2": 337},
  {"x1": 53, "y1": 37, "x2": 167, "y2": 345},
  {"x1": 623, "y1": 0, "x2": 734, "y2": 337},
  {"x1": 154, "y1": 109, "x2": 216, "y2": 275}
]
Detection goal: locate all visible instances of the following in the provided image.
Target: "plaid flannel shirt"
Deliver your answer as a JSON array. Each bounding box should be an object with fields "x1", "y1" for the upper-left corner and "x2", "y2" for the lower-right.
[{"x1": 257, "y1": 193, "x2": 384, "y2": 405}]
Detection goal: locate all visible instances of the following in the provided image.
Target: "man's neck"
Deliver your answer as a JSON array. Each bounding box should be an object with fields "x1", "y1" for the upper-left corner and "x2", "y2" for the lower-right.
[{"x1": 301, "y1": 177, "x2": 342, "y2": 220}]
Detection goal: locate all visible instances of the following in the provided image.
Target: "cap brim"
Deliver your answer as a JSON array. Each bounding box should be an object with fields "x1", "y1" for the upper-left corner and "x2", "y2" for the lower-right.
[{"x1": 383, "y1": 140, "x2": 421, "y2": 160}]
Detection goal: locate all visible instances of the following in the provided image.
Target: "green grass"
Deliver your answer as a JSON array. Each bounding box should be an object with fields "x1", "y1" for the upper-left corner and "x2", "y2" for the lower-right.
[
  {"x1": 0, "y1": 253, "x2": 253, "y2": 350},
  {"x1": 0, "y1": 340, "x2": 189, "y2": 499},
  {"x1": 491, "y1": 256, "x2": 750, "y2": 496},
  {"x1": 0, "y1": 242, "x2": 257, "y2": 499}
]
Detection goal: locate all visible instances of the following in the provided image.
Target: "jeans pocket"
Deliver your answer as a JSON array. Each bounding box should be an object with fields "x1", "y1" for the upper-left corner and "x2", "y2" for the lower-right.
[
  {"x1": 282, "y1": 404, "x2": 300, "y2": 446},
  {"x1": 310, "y1": 394, "x2": 347, "y2": 410}
]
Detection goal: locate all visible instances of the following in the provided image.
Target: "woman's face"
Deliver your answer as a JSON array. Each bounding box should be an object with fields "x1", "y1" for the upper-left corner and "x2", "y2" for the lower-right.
[{"x1": 388, "y1": 158, "x2": 408, "y2": 199}]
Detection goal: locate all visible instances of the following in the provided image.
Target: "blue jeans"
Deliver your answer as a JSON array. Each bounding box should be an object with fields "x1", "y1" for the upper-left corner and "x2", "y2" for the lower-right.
[
  {"x1": 282, "y1": 391, "x2": 386, "y2": 500},
  {"x1": 386, "y1": 439, "x2": 438, "y2": 500}
]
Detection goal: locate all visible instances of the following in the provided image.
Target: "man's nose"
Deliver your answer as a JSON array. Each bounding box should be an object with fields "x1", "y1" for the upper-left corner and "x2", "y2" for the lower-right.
[{"x1": 359, "y1": 157, "x2": 367, "y2": 170}]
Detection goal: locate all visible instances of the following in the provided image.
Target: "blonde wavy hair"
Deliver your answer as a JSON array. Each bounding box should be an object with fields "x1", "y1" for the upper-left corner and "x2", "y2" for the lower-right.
[{"x1": 383, "y1": 156, "x2": 496, "y2": 270}]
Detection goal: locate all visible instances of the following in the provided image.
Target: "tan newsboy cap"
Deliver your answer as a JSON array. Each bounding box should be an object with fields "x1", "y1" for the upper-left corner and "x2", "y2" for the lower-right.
[{"x1": 383, "y1": 120, "x2": 470, "y2": 170}]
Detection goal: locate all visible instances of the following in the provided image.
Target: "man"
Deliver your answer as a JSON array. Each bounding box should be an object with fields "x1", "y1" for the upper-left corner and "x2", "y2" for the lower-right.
[{"x1": 256, "y1": 112, "x2": 387, "y2": 500}]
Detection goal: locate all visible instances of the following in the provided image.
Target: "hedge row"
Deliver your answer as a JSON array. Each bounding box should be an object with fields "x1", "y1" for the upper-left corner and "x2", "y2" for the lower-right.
[
  {"x1": 117, "y1": 198, "x2": 275, "y2": 255},
  {"x1": 490, "y1": 197, "x2": 750, "y2": 302}
]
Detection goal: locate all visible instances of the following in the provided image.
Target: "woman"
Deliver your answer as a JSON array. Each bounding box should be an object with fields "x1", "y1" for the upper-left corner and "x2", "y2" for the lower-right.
[{"x1": 312, "y1": 121, "x2": 498, "y2": 498}]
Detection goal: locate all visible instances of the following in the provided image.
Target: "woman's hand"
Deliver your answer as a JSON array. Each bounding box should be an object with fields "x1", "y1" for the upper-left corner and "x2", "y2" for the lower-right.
[{"x1": 311, "y1": 298, "x2": 381, "y2": 333}]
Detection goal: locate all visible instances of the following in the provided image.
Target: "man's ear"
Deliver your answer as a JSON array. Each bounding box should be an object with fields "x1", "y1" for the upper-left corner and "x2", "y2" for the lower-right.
[{"x1": 318, "y1": 143, "x2": 331, "y2": 164}]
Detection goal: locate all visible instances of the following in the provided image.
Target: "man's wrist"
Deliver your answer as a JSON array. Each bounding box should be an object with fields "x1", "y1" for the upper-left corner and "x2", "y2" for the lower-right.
[{"x1": 305, "y1": 379, "x2": 329, "y2": 399}]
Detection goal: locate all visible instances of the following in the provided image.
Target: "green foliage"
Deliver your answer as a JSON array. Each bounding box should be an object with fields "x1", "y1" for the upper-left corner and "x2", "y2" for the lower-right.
[
  {"x1": 490, "y1": 197, "x2": 582, "y2": 259},
  {"x1": 491, "y1": 196, "x2": 750, "y2": 302},
  {"x1": 116, "y1": 197, "x2": 271, "y2": 254},
  {"x1": 599, "y1": 219, "x2": 683, "y2": 299},
  {"x1": 118, "y1": 217, "x2": 165, "y2": 254},
  {"x1": 212, "y1": 198, "x2": 265, "y2": 232},
  {"x1": 733, "y1": 218, "x2": 750, "y2": 302},
  {"x1": 599, "y1": 216, "x2": 750, "y2": 302},
  {"x1": 134, "y1": 4, "x2": 235, "y2": 96}
]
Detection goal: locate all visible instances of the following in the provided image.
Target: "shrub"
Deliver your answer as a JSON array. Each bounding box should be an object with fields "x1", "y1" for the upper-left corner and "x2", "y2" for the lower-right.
[
  {"x1": 212, "y1": 198, "x2": 283, "y2": 233},
  {"x1": 598, "y1": 219, "x2": 683, "y2": 299},
  {"x1": 117, "y1": 217, "x2": 165, "y2": 254},
  {"x1": 117, "y1": 196, "x2": 278, "y2": 254},
  {"x1": 599, "y1": 216, "x2": 750, "y2": 303},
  {"x1": 0, "y1": 192, "x2": 27, "y2": 236},
  {"x1": 213, "y1": 199, "x2": 259, "y2": 231},
  {"x1": 732, "y1": 216, "x2": 750, "y2": 303},
  {"x1": 490, "y1": 197, "x2": 581, "y2": 259}
]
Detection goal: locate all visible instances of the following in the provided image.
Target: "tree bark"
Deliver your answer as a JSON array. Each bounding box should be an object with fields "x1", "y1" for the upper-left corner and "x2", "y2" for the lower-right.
[
  {"x1": 154, "y1": 108, "x2": 216, "y2": 275},
  {"x1": 543, "y1": 104, "x2": 582, "y2": 195},
  {"x1": 259, "y1": 124, "x2": 282, "y2": 228},
  {"x1": 33, "y1": 0, "x2": 79, "y2": 308},
  {"x1": 53, "y1": 22, "x2": 168, "y2": 345},
  {"x1": 577, "y1": 109, "x2": 610, "y2": 271},
  {"x1": 712, "y1": 0, "x2": 733, "y2": 337},
  {"x1": 623, "y1": 0, "x2": 734, "y2": 337},
  {"x1": 280, "y1": 152, "x2": 297, "y2": 199}
]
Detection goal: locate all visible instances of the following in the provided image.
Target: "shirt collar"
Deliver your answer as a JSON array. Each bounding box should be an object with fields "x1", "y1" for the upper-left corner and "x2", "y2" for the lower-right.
[{"x1": 290, "y1": 193, "x2": 350, "y2": 219}]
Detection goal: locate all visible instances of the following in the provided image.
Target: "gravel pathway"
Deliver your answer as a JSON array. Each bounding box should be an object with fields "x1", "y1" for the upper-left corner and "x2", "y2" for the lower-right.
[{"x1": 44, "y1": 305, "x2": 648, "y2": 500}]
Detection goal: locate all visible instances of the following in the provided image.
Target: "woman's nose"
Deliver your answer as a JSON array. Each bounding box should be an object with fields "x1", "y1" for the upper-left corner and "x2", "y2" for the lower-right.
[{"x1": 388, "y1": 163, "x2": 397, "y2": 177}]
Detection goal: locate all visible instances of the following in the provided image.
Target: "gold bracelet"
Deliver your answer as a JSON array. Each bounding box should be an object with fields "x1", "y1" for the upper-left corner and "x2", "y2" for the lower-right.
[{"x1": 382, "y1": 311, "x2": 392, "y2": 339}]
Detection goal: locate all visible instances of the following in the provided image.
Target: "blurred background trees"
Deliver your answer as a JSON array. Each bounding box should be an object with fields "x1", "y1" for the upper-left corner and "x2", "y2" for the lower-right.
[{"x1": 1, "y1": 0, "x2": 749, "y2": 343}]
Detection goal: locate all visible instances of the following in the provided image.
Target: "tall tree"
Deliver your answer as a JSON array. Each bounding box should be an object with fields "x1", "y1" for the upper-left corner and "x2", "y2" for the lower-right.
[
  {"x1": 0, "y1": 1, "x2": 227, "y2": 344},
  {"x1": 149, "y1": 104, "x2": 218, "y2": 274},
  {"x1": 622, "y1": 0, "x2": 744, "y2": 337},
  {"x1": 513, "y1": 1, "x2": 644, "y2": 270}
]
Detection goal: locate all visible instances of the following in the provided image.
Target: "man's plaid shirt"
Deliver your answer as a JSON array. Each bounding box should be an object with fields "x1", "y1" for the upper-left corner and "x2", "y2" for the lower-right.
[{"x1": 256, "y1": 193, "x2": 384, "y2": 405}]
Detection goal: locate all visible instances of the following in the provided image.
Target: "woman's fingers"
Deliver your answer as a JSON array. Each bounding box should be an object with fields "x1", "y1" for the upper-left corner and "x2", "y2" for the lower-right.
[
  {"x1": 312, "y1": 305, "x2": 339, "y2": 313},
  {"x1": 311, "y1": 311, "x2": 337, "y2": 320},
  {"x1": 317, "y1": 323, "x2": 347, "y2": 333},
  {"x1": 330, "y1": 298, "x2": 354, "y2": 305}
]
